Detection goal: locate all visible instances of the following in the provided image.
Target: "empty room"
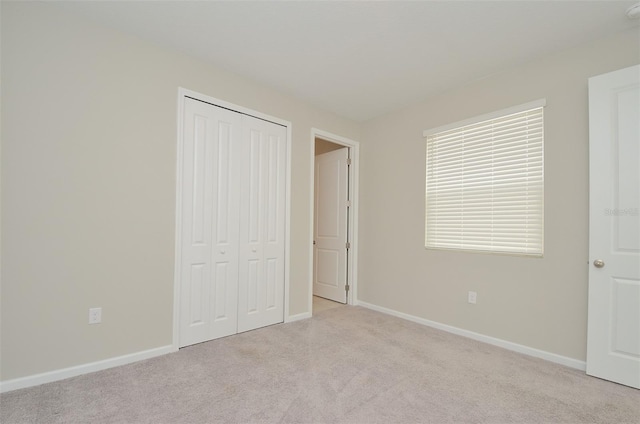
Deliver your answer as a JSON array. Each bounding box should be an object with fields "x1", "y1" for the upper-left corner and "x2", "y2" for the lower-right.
[{"x1": 1, "y1": 1, "x2": 639, "y2": 423}]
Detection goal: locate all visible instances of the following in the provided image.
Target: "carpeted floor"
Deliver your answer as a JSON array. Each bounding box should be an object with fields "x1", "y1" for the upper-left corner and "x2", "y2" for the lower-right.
[
  {"x1": 1, "y1": 306, "x2": 639, "y2": 423},
  {"x1": 312, "y1": 296, "x2": 344, "y2": 314}
]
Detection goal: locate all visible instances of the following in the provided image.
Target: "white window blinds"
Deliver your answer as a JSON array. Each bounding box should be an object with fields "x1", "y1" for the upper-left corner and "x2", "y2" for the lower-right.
[{"x1": 424, "y1": 102, "x2": 544, "y2": 256}]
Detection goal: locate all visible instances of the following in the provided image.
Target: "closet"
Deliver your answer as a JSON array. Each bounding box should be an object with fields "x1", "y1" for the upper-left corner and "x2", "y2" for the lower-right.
[{"x1": 177, "y1": 96, "x2": 287, "y2": 348}]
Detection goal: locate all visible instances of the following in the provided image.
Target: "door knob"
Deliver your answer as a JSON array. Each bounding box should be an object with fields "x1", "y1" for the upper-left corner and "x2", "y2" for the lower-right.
[{"x1": 593, "y1": 259, "x2": 605, "y2": 268}]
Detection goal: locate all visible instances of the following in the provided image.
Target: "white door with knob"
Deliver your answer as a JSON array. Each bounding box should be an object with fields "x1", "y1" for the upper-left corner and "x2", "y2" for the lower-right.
[
  {"x1": 313, "y1": 147, "x2": 349, "y2": 303},
  {"x1": 587, "y1": 64, "x2": 640, "y2": 389},
  {"x1": 178, "y1": 96, "x2": 287, "y2": 348}
]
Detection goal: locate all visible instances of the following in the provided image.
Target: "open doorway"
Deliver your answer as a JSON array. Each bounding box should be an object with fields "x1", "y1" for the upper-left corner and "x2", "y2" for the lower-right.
[{"x1": 310, "y1": 129, "x2": 359, "y2": 315}]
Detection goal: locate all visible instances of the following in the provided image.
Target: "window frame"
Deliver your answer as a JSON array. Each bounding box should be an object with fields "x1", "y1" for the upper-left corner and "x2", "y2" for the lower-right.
[{"x1": 422, "y1": 99, "x2": 545, "y2": 257}]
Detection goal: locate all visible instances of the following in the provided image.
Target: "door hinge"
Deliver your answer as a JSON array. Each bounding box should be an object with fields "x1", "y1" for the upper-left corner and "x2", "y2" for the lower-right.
[
  {"x1": 347, "y1": 158, "x2": 352, "y2": 166},
  {"x1": 346, "y1": 242, "x2": 351, "y2": 249},
  {"x1": 346, "y1": 200, "x2": 352, "y2": 207},
  {"x1": 345, "y1": 284, "x2": 350, "y2": 293}
]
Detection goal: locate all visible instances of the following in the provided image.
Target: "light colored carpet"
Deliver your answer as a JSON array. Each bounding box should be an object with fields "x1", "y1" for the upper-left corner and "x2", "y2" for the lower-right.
[
  {"x1": 1, "y1": 306, "x2": 639, "y2": 423},
  {"x1": 312, "y1": 296, "x2": 345, "y2": 314}
]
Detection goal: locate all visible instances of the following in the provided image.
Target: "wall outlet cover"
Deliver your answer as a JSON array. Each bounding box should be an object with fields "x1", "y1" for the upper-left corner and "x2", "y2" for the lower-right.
[{"x1": 89, "y1": 307, "x2": 102, "y2": 324}]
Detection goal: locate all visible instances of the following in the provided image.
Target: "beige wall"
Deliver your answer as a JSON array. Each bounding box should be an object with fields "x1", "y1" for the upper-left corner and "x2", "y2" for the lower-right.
[
  {"x1": 0, "y1": 2, "x2": 360, "y2": 381},
  {"x1": 315, "y1": 138, "x2": 344, "y2": 156},
  {"x1": 358, "y1": 28, "x2": 640, "y2": 361}
]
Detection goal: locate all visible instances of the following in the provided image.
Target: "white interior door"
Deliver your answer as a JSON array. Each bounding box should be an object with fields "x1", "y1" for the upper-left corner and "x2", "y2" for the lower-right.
[
  {"x1": 179, "y1": 98, "x2": 241, "y2": 347},
  {"x1": 313, "y1": 148, "x2": 348, "y2": 303},
  {"x1": 237, "y1": 115, "x2": 287, "y2": 332},
  {"x1": 587, "y1": 64, "x2": 640, "y2": 389}
]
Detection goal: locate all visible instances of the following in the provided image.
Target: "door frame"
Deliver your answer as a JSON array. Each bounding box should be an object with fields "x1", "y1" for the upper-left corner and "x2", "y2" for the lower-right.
[
  {"x1": 309, "y1": 128, "x2": 360, "y2": 312},
  {"x1": 172, "y1": 87, "x2": 292, "y2": 351}
]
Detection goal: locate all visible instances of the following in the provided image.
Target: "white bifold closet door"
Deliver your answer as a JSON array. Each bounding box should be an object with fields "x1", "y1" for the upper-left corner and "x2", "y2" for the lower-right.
[
  {"x1": 179, "y1": 98, "x2": 286, "y2": 348},
  {"x1": 237, "y1": 116, "x2": 287, "y2": 333}
]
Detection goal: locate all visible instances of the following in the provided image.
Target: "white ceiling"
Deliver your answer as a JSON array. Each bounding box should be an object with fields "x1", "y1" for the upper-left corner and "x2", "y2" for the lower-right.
[{"x1": 55, "y1": 1, "x2": 639, "y2": 122}]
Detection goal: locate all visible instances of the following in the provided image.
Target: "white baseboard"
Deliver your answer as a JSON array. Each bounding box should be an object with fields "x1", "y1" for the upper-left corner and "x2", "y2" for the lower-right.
[
  {"x1": 286, "y1": 311, "x2": 312, "y2": 323},
  {"x1": 356, "y1": 300, "x2": 586, "y2": 371},
  {"x1": 0, "y1": 345, "x2": 176, "y2": 393}
]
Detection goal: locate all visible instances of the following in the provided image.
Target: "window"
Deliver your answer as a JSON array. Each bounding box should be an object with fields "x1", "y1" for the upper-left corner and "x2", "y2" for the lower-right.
[{"x1": 423, "y1": 100, "x2": 544, "y2": 256}]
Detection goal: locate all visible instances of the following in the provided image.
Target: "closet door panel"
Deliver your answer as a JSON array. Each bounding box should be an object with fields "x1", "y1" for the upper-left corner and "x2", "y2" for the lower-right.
[
  {"x1": 238, "y1": 116, "x2": 286, "y2": 333},
  {"x1": 263, "y1": 133, "x2": 286, "y2": 312},
  {"x1": 179, "y1": 99, "x2": 241, "y2": 347}
]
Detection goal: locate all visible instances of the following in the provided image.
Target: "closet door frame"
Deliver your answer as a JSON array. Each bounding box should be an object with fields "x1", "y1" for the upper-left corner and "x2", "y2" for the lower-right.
[{"x1": 172, "y1": 88, "x2": 292, "y2": 350}]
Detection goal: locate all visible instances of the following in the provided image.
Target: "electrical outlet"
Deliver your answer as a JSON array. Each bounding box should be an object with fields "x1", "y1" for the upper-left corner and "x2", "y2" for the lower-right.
[
  {"x1": 468, "y1": 291, "x2": 477, "y2": 304},
  {"x1": 89, "y1": 307, "x2": 102, "y2": 324}
]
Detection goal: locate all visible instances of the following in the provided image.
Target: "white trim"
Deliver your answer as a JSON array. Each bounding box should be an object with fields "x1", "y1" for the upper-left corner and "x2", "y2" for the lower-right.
[
  {"x1": 286, "y1": 312, "x2": 312, "y2": 323},
  {"x1": 179, "y1": 87, "x2": 290, "y2": 128},
  {"x1": 309, "y1": 129, "x2": 360, "y2": 310},
  {"x1": 284, "y1": 125, "x2": 292, "y2": 323},
  {"x1": 174, "y1": 87, "x2": 293, "y2": 349},
  {"x1": 172, "y1": 88, "x2": 185, "y2": 351},
  {"x1": 356, "y1": 301, "x2": 586, "y2": 371},
  {"x1": 0, "y1": 345, "x2": 175, "y2": 393},
  {"x1": 423, "y1": 98, "x2": 547, "y2": 137}
]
